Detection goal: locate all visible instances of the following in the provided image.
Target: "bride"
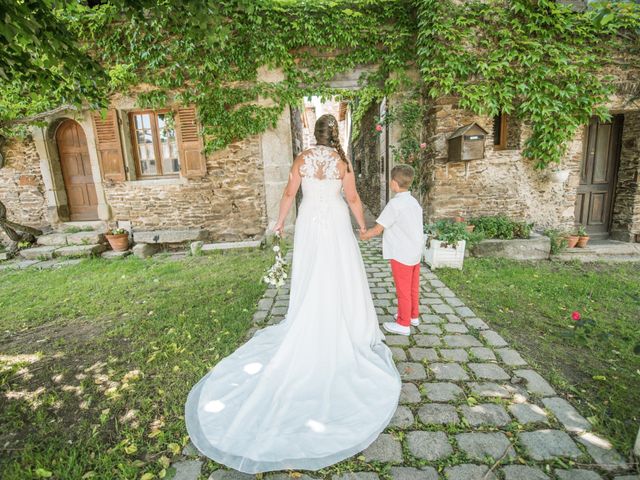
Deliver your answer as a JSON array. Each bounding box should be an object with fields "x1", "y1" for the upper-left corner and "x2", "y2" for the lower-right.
[{"x1": 184, "y1": 113, "x2": 401, "y2": 473}]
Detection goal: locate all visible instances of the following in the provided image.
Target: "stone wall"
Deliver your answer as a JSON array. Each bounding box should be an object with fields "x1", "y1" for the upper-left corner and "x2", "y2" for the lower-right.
[
  {"x1": 611, "y1": 111, "x2": 640, "y2": 241},
  {"x1": 103, "y1": 135, "x2": 266, "y2": 241},
  {"x1": 353, "y1": 101, "x2": 382, "y2": 216},
  {"x1": 0, "y1": 137, "x2": 47, "y2": 245},
  {"x1": 423, "y1": 97, "x2": 583, "y2": 231}
]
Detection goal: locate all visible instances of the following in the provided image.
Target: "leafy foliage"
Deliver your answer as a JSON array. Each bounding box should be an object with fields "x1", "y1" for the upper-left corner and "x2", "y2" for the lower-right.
[{"x1": 470, "y1": 215, "x2": 533, "y2": 240}]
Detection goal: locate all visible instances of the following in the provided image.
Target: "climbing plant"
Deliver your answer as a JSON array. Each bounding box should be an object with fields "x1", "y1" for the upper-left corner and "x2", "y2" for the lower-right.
[{"x1": 1, "y1": 0, "x2": 638, "y2": 168}]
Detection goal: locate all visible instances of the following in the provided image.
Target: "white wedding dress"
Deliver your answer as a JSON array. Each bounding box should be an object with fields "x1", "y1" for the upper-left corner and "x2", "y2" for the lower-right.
[{"x1": 184, "y1": 145, "x2": 401, "y2": 473}]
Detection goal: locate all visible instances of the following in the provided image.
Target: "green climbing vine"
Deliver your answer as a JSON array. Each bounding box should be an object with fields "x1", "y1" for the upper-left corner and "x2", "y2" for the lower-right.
[{"x1": 1, "y1": 0, "x2": 639, "y2": 168}]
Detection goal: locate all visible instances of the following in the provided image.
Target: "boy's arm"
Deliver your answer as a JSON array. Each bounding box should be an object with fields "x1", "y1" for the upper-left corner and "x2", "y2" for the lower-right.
[{"x1": 361, "y1": 223, "x2": 384, "y2": 241}]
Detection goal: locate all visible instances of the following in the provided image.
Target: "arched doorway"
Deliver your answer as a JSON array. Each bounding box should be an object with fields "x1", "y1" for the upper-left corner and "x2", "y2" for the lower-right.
[{"x1": 55, "y1": 120, "x2": 98, "y2": 221}]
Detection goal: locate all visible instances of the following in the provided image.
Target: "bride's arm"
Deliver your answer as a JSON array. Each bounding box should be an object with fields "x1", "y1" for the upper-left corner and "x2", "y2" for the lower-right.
[
  {"x1": 342, "y1": 161, "x2": 366, "y2": 233},
  {"x1": 273, "y1": 156, "x2": 303, "y2": 235}
]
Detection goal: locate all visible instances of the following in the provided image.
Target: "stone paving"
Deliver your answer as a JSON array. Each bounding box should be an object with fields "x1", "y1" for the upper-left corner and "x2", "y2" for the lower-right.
[{"x1": 174, "y1": 238, "x2": 637, "y2": 480}]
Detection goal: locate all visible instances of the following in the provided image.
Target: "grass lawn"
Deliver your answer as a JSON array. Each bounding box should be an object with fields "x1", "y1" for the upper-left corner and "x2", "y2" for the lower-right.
[
  {"x1": 437, "y1": 258, "x2": 640, "y2": 456},
  {"x1": 0, "y1": 250, "x2": 272, "y2": 480}
]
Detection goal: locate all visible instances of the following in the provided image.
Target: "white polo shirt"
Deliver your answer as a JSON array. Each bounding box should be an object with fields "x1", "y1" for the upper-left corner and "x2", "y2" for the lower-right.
[{"x1": 376, "y1": 191, "x2": 424, "y2": 266}]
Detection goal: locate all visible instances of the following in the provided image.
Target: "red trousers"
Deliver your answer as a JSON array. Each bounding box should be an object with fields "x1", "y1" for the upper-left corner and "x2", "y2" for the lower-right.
[{"x1": 390, "y1": 259, "x2": 420, "y2": 327}]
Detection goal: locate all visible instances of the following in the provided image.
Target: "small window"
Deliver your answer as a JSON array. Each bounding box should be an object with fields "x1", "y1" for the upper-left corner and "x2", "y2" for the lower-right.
[
  {"x1": 493, "y1": 112, "x2": 508, "y2": 150},
  {"x1": 129, "y1": 110, "x2": 180, "y2": 177}
]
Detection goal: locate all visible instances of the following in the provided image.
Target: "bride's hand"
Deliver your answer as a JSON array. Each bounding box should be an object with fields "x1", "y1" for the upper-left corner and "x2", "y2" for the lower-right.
[{"x1": 273, "y1": 222, "x2": 285, "y2": 237}]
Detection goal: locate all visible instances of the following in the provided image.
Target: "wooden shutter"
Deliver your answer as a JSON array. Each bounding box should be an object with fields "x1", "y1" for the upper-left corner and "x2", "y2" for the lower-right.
[
  {"x1": 175, "y1": 107, "x2": 206, "y2": 178},
  {"x1": 92, "y1": 110, "x2": 126, "y2": 182}
]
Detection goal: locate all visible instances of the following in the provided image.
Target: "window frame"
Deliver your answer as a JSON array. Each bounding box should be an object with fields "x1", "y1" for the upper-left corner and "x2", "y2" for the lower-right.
[
  {"x1": 128, "y1": 109, "x2": 180, "y2": 178},
  {"x1": 493, "y1": 112, "x2": 508, "y2": 151}
]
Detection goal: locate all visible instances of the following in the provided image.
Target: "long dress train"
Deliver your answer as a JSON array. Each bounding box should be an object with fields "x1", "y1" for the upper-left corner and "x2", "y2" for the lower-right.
[{"x1": 184, "y1": 145, "x2": 401, "y2": 473}]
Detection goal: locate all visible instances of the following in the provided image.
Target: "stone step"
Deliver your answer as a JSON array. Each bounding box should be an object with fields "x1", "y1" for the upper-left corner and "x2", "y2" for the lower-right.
[
  {"x1": 19, "y1": 245, "x2": 57, "y2": 260},
  {"x1": 37, "y1": 231, "x2": 105, "y2": 247},
  {"x1": 132, "y1": 229, "x2": 206, "y2": 244},
  {"x1": 55, "y1": 244, "x2": 106, "y2": 258},
  {"x1": 191, "y1": 239, "x2": 263, "y2": 255},
  {"x1": 101, "y1": 250, "x2": 131, "y2": 259}
]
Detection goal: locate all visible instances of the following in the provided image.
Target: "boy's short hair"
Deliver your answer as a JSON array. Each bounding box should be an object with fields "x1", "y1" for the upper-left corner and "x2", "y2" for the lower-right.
[{"x1": 390, "y1": 164, "x2": 415, "y2": 189}]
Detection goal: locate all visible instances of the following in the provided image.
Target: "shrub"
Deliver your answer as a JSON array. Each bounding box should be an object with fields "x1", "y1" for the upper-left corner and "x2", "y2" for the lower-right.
[
  {"x1": 544, "y1": 228, "x2": 568, "y2": 255},
  {"x1": 470, "y1": 215, "x2": 532, "y2": 240}
]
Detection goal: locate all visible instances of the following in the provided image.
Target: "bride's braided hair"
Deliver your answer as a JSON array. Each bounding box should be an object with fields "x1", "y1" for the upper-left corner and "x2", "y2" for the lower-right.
[{"x1": 314, "y1": 114, "x2": 350, "y2": 173}]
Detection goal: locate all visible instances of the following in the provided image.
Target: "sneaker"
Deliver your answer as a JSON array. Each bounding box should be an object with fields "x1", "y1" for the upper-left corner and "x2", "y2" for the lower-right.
[
  {"x1": 394, "y1": 313, "x2": 420, "y2": 327},
  {"x1": 383, "y1": 321, "x2": 411, "y2": 336}
]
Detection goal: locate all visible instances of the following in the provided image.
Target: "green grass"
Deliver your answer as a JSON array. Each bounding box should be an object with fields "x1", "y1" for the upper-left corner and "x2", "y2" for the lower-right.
[
  {"x1": 438, "y1": 258, "x2": 640, "y2": 455},
  {"x1": 0, "y1": 250, "x2": 272, "y2": 480}
]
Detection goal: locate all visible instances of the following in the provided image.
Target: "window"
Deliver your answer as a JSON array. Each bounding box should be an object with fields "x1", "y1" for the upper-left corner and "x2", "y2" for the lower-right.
[
  {"x1": 493, "y1": 112, "x2": 508, "y2": 150},
  {"x1": 129, "y1": 110, "x2": 180, "y2": 177}
]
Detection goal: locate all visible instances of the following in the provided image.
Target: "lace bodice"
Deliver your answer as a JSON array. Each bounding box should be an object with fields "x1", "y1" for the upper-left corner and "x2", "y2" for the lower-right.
[{"x1": 299, "y1": 145, "x2": 342, "y2": 180}]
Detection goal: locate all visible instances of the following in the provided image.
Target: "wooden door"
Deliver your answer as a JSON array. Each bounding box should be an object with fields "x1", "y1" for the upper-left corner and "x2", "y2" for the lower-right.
[
  {"x1": 56, "y1": 120, "x2": 99, "y2": 221},
  {"x1": 574, "y1": 115, "x2": 623, "y2": 238}
]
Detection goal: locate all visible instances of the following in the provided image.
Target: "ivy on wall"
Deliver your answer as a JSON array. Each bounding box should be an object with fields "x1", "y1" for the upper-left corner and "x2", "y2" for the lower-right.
[{"x1": 1, "y1": 0, "x2": 638, "y2": 168}]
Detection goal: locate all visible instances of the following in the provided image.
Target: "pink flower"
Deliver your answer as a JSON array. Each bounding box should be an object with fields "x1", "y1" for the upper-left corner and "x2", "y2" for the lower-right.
[
  {"x1": 420, "y1": 142, "x2": 427, "y2": 149},
  {"x1": 571, "y1": 311, "x2": 581, "y2": 321},
  {"x1": 375, "y1": 124, "x2": 383, "y2": 132}
]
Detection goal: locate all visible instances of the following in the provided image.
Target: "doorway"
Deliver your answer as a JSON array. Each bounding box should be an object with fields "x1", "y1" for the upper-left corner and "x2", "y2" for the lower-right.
[
  {"x1": 56, "y1": 119, "x2": 99, "y2": 221},
  {"x1": 574, "y1": 115, "x2": 623, "y2": 238}
]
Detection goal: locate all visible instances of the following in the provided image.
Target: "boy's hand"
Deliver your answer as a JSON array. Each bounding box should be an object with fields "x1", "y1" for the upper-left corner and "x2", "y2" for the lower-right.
[{"x1": 359, "y1": 228, "x2": 369, "y2": 241}]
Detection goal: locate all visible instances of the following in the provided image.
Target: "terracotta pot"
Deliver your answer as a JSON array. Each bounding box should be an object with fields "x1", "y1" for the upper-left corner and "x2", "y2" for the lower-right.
[
  {"x1": 576, "y1": 235, "x2": 590, "y2": 248},
  {"x1": 465, "y1": 225, "x2": 475, "y2": 233},
  {"x1": 454, "y1": 216, "x2": 465, "y2": 223},
  {"x1": 106, "y1": 233, "x2": 130, "y2": 252},
  {"x1": 566, "y1": 235, "x2": 580, "y2": 248}
]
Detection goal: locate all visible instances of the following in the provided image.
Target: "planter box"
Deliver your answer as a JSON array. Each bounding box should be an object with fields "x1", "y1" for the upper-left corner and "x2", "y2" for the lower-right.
[{"x1": 423, "y1": 235, "x2": 465, "y2": 270}]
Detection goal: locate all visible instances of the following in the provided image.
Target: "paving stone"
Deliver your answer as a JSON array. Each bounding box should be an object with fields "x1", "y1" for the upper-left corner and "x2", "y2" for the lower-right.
[
  {"x1": 430, "y1": 279, "x2": 445, "y2": 288},
  {"x1": 418, "y1": 403, "x2": 459, "y2": 425},
  {"x1": 446, "y1": 297, "x2": 464, "y2": 307},
  {"x1": 456, "y1": 432, "x2": 516, "y2": 461},
  {"x1": 405, "y1": 431, "x2": 453, "y2": 461},
  {"x1": 443, "y1": 323, "x2": 469, "y2": 334},
  {"x1": 252, "y1": 310, "x2": 268, "y2": 323},
  {"x1": 182, "y1": 441, "x2": 199, "y2": 456},
  {"x1": 480, "y1": 330, "x2": 508, "y2": 347},
  {"x1": 400, "y1": 382, "x2": 421, "y2": 404},
  {"x1": 468, "y1": 362, "x2": 510, "y2": 380},
  {"x1": 509, "y1": 403, "x2": 548, "y2": 424},
  {"x1": 468, "y1": 347, "x2": 496, "y2": 361},
  {"x1": 495, "y1": 348, "x2": 527, "y2": 366},
  {"x1": 455, "y1": 306, "x2": 475, "y2": 317},
  {"x1": 502, "y1": 465, "x2": 550, "y2": 480},
  {"x1": 468, "y1": 382, "x2": 511, "y2": 398},
  {"x1": 390, "y1": 347, "x2": 407, "y2": 361},
  {"x1": 461, "y1": 403, "x2": 512, "y2": 426},
  {"x1": 465, "y1": 317, "x2": 489, "y2": 330},
  {"x1": 446, "y1": 314, "x2": 463, "y2": 323},
  {"x1": 542, "y1": 397, "x2": 591, "y2": 433},
  {"x1": 173, "y1": 460, "x2": 203, "y2": 480},
  {"x1": 429, "y1": 362, "x2": 469, "y2": 381},
  {"x1": 389, "y1": 466, "x2": 438, "y2": 480},
  {"x1": 269, "y1": 476, "x2": 315, "y2": 480},
  {"x1": 386, "y1": 335, "x2": 411, "y2": 346},
  {"x1": 513, "y1": 369, "x2": 556, "y2": 396},
  {"x1": 519, "y1": 429, "x2": 581, "y2": 460},
  {"x1": 422, "y1": 382, "x2": 464, "y2": 402},
  {"x1": 432, "y1": 303, "x2": 454, "y2": 314},
  {"x1": 209, "y1": 470, "x2": 254, "y2": 480},
  {"x1": 389, "y1": 406, "x2": 415, "y2": 428},
  {"x1": 443, "y1": 334, "x2": 482, "y2": 348},
  {"x1": 362, "y1": 433, "x2": 403, "y2": 462},
  {"x1": 417, "y1": 324, "x2": 441, "y2": 334},
  {"x1": 577, "y1": 432, "x2": 628, "y2": 472},
  {"x1": 333, "y1": 473, "x2": 379, "y2": 480},
  {"x1": 440, "y1": 348, "x2": 469, "y2": 362},
  {"x1": 555, "y1": 470, "x2": 604, "y2": 480},
  {"x1": 444, "y1": 464, "x2": 496, "y2": 480},
  {"x1": 612, "y1": 476, "x2": 639, "y2": 480},
  {"x1": 436, "y1": 287, "x2": 456, "y2": 297},
  {"x1": 396, "y1": 362, "x2": 427, "y2": 380},
  {"x1": 408, "y1": 347, "x2": 438, "y2": 362},
  {"x1": 414, "y1": 334, "x2": 441, "y2": 347},
  {"x1": 421, "y1": 314, "x2": 444, "y2": 324}
]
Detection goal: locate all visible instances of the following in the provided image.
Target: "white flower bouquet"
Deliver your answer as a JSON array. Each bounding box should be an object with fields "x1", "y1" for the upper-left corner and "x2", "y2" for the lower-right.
[{"x1": 262, "y1": 232, "x2": 288, "y2": 288}]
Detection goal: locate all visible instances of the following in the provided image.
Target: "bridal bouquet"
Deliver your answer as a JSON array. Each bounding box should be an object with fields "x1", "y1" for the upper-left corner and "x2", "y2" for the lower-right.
[{"x1": 263, "y1": 232, "x2": 288, "y2": 288}]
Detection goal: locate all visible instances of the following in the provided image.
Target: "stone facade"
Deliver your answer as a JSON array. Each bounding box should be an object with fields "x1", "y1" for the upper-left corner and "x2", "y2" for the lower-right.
[
  {"x1": 611, "y1": 111, "x2": 640, "y2": 241},
  {"x1": 353, "y1": 101, "x2": 383, "y2": 217},
  {"x1": 0, "y1": 138, "x2": 48, "y2": 243}
]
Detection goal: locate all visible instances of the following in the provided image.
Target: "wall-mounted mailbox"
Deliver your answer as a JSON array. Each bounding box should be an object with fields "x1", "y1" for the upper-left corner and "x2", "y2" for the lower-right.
[{"x1": 447, "y1": 123, "x2": 488, "y2": 162}]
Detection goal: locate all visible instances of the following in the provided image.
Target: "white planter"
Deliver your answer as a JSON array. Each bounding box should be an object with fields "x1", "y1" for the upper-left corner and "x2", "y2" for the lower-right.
[
  {"x1": 548, "y1": 169, "x2": 570, "y2": 183},
  {"x1": 423, "y1": 235, "x2": 466, "y2": 270}
]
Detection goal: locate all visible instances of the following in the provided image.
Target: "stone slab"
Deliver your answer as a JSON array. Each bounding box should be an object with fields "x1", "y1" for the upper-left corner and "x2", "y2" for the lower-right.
[
  {"x1": 456, "y1": 432, "x2": 516, "y2": 461},
  {"x1": 509, "y1": 403, "x2": 548, "y2": 424},
  {"x1": 396, "y1": 362, "x2": 427, "y2": 380},
  {"x1": 418, "y1": 403, "x2": 459, "y2": 425},
  {"x1": 422, "y1": 382, "x2": 464, "y2": 402},
  {"x1": 362, "y1": 433, "x2": 403, "y2": 462},
  {"x1": 519, "y1": 429, "x2": 581, "y2": 460},
  {"x1": 389, "y1": 467, "x2": 438, "y2": 480},
  {"x1": 468, "y1": 362, "x2": 510, "y2": 380},
  {"x1": 542, "y1": 397, "x2": 591, "y2": 433},
  {"x1": 429, "y1": 362, "x2": 469, "y2": 381},
  {"x1": 577, "y1": 432, "x2": 628, "y2": 472},
  {"x1": 555, "y1": 470, "x2": 604, "y2": 480},
  {"x1": 55, "y1": 244, "x2": 106, "y2": 258},
  {"x1": 460, "y1": 403, "x2": 511, "y2": 426},
  {"x1": 471, "y1": 236, "x2": 551, "y2": 260},
  {"x1": 400, "y1": 382, "x2": 421, "y2": 404},
  {"x1": 19, "y1": 245, "x2": 57, "y2": 260},
  {"x1": 513, "y1": 369, "x2": 556, "y2": 396},
  {"x1": 408, "y1": 347, "x2": 438, "y2": 362},
  {"x1": 406, "y1": 431, "x2": 452, "y2": 461},
  {"x1": 443, "y1": 335, "x2": 482, "y2": 348},
  {"x1": 502, "y1": 465, "x2": 550, "y2": 480},
  {"x1": 172, "y1": 460, "x2": 202, "y2": 480},
  {"x1": 133, "y1": 229, "x2": 207, "y2": 244},
  {"x1": 444, "y1": 464, "x2": 496, "y2": 480},
  {"x1": 389, "y1": 406, "x2": 414, "y2": 428}
]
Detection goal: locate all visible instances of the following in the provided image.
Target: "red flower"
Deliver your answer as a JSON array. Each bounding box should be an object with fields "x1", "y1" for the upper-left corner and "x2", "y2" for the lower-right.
[
  {"x1": 420, "y1": 142, "x2": 427, "y2": 149},
  {"x1": 375, "y1": 124, "x2": 383, "y2": 132},
  {"x1": 571, "y1": 311, "x2": 581, "y2": 321}
]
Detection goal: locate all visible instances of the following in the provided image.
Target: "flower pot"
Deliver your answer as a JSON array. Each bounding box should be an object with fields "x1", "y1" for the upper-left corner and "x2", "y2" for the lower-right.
[
  {"x1": 465, "y1": 224, "x2": 475, "y2": 233},
  {"x1": 576, "y1": 235, "x2": 590, "y2": 248},
  {"x1": 566, "y1": 235, "x2": 580, "y2": 248},
  {"x1": 454, "y1": 216, "x2": 465, "y2": 223},
  {"x1": 106, "y1": 233, "x2": 130, "y2": 252},
  {"x1": 423, "y1": 237, "x2": 465, "y2": 270},
  {"x1": 549, "y1": 169, "x2": 570, "y2": 183}
]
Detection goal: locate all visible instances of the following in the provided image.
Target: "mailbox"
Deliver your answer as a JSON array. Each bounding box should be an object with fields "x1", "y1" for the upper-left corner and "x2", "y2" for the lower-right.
[{"x1": 447, "y1": 123, "x2": 488, "y2": 162}]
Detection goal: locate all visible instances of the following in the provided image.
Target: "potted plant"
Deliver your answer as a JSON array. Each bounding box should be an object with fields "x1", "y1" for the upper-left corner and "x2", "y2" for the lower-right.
[
  {"x1": 423, "y1": 220, "x2": 468, "y2": 269},
  {"x1": 105, "y1": 227, "x2": 130, "y2": 252},
  {"x1": 576, "y1": 225, "x2": 590, "y2": 248},
  {"x1": 564, "y1": 229, "x2": 580, "y2": 248}
]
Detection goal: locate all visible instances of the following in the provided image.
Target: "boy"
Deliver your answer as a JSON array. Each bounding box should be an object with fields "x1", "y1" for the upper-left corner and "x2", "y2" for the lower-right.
[{"x1": 360, "y1": 165, "x2": 423, "y2": 336}]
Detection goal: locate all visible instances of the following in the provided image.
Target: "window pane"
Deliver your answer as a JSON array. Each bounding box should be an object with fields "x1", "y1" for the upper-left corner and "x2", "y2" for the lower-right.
[
  {"x1": 493, "y1": 114, "x2": 502, "y2": 146},
  {"x1": 158, "y1": 113, "x2": 180, "y2": 174},
  {"x1": 132, "y1": 113, "x2": 157, "y2": 175}
]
